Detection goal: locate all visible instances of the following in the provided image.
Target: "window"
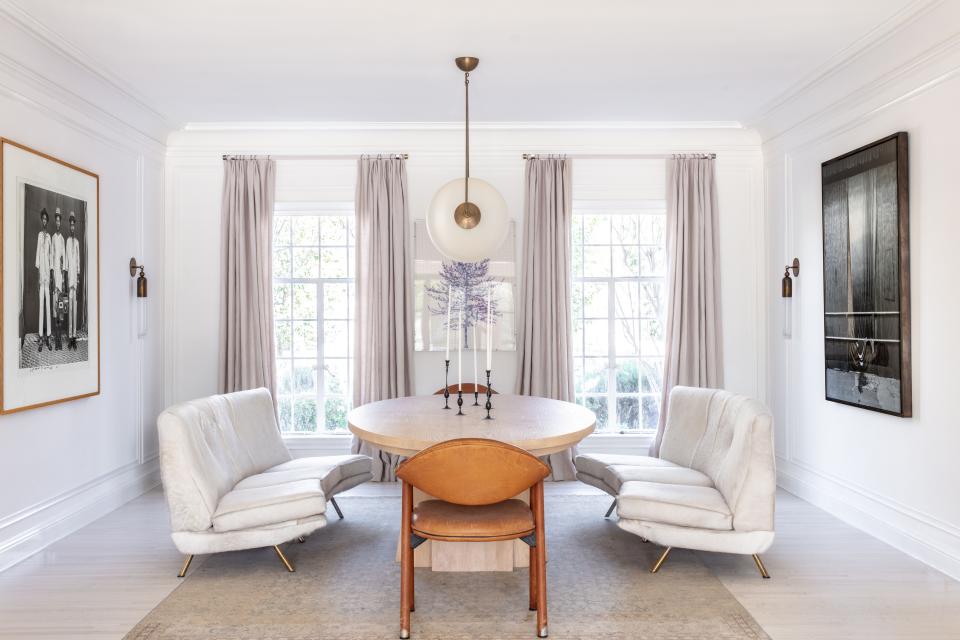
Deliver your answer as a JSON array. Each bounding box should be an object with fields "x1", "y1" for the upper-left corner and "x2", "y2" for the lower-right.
[
  {"x1": 571, "y1": 203, "x2": 666, "y2": 432},
  {"x1": 272, "y1": 203, "x2": 354, "y2": 433}
]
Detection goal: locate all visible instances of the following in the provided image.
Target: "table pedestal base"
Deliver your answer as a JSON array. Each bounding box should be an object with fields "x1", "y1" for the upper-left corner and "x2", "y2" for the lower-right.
[{"x1": 396, "y1": 487, "x2": 531, "y2": 572}]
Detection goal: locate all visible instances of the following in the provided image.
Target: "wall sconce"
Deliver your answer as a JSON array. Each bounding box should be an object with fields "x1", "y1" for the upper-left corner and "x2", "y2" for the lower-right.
[
  {"x1": 781, "y1": 258, "x2": 799, "y2": 337},
  {"x1": 130, "y1": 258, "x2": 148, "y2": 336}
]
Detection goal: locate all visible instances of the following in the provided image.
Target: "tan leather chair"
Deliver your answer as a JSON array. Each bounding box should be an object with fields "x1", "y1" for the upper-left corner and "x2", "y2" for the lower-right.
[{"x1": 396, "y1": 438, "x2": 551, "y2": 639}]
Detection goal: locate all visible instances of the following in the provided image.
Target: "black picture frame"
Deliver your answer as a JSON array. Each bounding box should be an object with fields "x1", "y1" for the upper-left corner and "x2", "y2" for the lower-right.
[{"x1": 820, "y1": 132, "x2": 911, "y2": 417}]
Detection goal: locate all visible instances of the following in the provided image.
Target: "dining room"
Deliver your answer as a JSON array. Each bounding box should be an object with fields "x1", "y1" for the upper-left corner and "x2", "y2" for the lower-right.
[{"x1": 2, "y1": 2, "x2": 960, "y2": 639}]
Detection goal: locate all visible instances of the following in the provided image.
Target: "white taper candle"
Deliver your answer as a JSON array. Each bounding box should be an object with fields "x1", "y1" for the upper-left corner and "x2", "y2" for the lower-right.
[
  {"x1": 472, "y1": 322, "x2": 478, "y2": 387},
  {"x1": 445, "y1": 284, "x2": 451, "y2": 360},
  {"x1": 486, "y1": 282, "x2": 493, "y2": 370},
  {"x1": 458, "y1": 288, "x2": 463, "y2": 391}
]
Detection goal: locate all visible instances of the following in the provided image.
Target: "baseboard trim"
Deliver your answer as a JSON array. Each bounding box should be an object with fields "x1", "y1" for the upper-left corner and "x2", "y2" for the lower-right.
[
  {"x1": 777, "y1": 457, "x2": 960, "y2": 582},
  {"x1": 0, "y1": 457, "x2": 161, "y2": 573}
]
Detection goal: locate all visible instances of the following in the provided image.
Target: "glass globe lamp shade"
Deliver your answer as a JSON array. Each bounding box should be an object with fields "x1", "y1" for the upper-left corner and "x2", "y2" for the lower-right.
[{"x1": 426, "y1": 177, "x2": 509, "y2": 262}]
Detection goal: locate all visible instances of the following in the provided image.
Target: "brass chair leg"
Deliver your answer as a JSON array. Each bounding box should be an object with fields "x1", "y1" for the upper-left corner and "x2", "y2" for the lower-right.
[
  {"x1": 604, "y1": 499, "x2": 616, "y2": 518},
  {"x1": 650, "y1": 547, "x2": 672, "y2": 574},
  {"x1": 752, "y1": 554, "x2": 771, "y2": 579},
  {"x1": 274, "y1": 545, "x2": 295, "y2": 572},
  {"x1": 330, "y1": 497, "x2": 344, "y2": 520},
  {"x1": 177, "y1": 554, "x2": 194, "y2": 578}
]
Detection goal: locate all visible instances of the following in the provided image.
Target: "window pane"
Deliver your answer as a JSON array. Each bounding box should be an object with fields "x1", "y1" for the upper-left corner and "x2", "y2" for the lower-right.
[
  {"x1": 572, "y1": 318, "x2": 584, "y2": 356},
  {"x1": 293, "y1": 397, "x2": 318, "y2": 433},
  {"x1": 324, "y1": 359, "x2": 349, "y2": 394},
  {"x1": 617, "y1": 396, "x2": 640, "y2": 431},
  {"x1": 324, "y1": 320, "x2": 349, "y2": 357},
  {"x1": 324, "y1": 397, "x2": 349, "y2": 432},
  {"x1": 277, "y1": 396, "x2": 292, "y2": 431},
  {"x1": 640, "y1": 358, "x2": 663, "y2": 394},
  {"x1": 616, "y1": 358, "x2": 639, "y2": 393},
  {"x1": 584, "y1": 246, "x2": 611, "y2": 277},
  {"x1": 292, "y1": 321, "x2": 317, "y2": 357},
  {"x1": 293, "y1": 247, "x2": 319, "y2": 278},
  {"x1": 582, "y1": 282, "x2": 608, "y2": 319},
  {"x1": 580, "y1": 357, "x2": 608, "y2": 393},
  {"x1": 641, "y1": 395, "x2": 660, "y2": 429},
  {"x1": 321, "y1": 217, "x2": 348, "y2": 245},
  {"x1": 275, "y1": 321, "x2": 292, "y2": 358},
  {"x1": 274, "y1": 283, "x2": 291, "y2": 319},
  {"x1": 582, "y1": 215, "x2": 610, "y2": 244},
  {"x1": 292, "y1": 284, "x2": 317, "y2": 319},
  {"x1": 613, "y1": 245, "x2": 640, "y2": 277},
  {"x1": 611, "y1": 215, "x2": 639, "y2": 245},
  {"x1": 571, "y1": 242, "x2": 584, "y2": 279},
  {"x1": 581, "y1": 395, "x2": 608, "y2": 431},
  {"x1": 324, "y1": 283, "x2": 349, "y2": 319},
  {"x1": 571, "y1": 282, "x2": 583, "y2": 319},
  {"x1": 273, "y1": 248, "x2": 291, "y2": 279},
  {"x1": 583, "y1": 319, "x2": 608, "y2": 356},
  {"x1": 292, "y1": 216, "x2": 319, "y2": 245},
  {"x1": 640, "y1": 319, "x2": 664, "y2": 356},
  {"x1": 293, "y1": 359, "x2": 317, "y2": 393},
  {"x1": 614, "y1": 282, "x2": 639, "y2": 319},
  {"x1": 639, "y1": 214, "x2": 665, "y2": 245},
  {"x1": 615, "y1": 318, "x2": 639, "y2": 356},
  {"x1": 640, "y1": 246, "x2": 666, "y2": 277},
  {"x1": 321, "y1": 247, "x2": 349, "y2": 278},
  {"x1": 274, "y1": 215, "x2": 291, "y2": 247},
  {"x1": 276, "y1": 359, "x2": 292, "y2": 394},
  {"x1": 640, "y1": 282, "x2": 663, "y2": 319}
]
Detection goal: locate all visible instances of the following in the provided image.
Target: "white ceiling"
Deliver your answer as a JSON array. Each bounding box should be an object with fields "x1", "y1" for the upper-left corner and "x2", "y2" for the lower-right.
[{"x1": 15, "y1": 0, "x2": 916, "y2": 127}]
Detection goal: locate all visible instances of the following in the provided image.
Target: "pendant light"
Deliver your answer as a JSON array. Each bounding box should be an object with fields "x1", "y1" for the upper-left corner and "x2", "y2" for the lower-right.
[{"x1": 426, "y1": 57, "x2": 509, "y2": 262}]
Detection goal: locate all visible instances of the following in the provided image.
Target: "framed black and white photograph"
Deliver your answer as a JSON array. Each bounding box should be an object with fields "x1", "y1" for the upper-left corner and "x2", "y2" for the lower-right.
[
  {"x1": 1, "y1": 139, "x2": 100, "y2": 413},
  {"x1": 821, "y1": 132, "x2": 911, "y2": 416}
]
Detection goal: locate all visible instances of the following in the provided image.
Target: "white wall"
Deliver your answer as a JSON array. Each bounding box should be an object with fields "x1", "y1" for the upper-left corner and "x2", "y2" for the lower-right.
[
  {"x1": 759, "y1": 2, "x2": 960, "y2": 580},
  {"x1": 0, "y1": 9, "x2": 167, "y2": 570},
  {"x1": 165, "y1": 124, "x2": 764, "y2": 453}
]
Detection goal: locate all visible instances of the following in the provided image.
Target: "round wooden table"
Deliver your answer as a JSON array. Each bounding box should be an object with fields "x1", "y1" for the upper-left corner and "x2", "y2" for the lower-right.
[{"x1": 347, "y1": 394, "x2": 596, "y2": 572}]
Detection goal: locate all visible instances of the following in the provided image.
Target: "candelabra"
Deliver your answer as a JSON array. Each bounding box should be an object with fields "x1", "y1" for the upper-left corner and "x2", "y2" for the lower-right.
[
  {"x1": 484, "y1": 369, "x2": 493, "y2": 420},
  {"x1": 442, "y1": 359, "x2": 451, "y2": 409},
  {"x1": 456, "y1": 386, "x2": 464, "y2": 416}
]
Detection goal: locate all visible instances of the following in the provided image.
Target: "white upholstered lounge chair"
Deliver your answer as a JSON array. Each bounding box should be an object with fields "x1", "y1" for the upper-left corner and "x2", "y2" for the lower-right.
[
  {"x1": 575, "y1": 386, "x2": 776, "y2": 578},
  {"x1": 157, "y1": 388, "x2": 372, "y2": 576}
]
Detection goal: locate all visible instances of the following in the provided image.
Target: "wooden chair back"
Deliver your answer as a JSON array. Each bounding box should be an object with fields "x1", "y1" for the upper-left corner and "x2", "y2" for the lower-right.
[{"x1": 397, "y1": 438, "x2": 549, "y2": 505}]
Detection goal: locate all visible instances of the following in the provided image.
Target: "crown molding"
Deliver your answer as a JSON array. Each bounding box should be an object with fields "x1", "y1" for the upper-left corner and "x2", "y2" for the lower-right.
[
  {"x1": 0, "y1": 0, "x2": 174, "y2": 135},
  {"x1": 745, "y1": 0, "x2": 944, "y2": 131},
  {"x1": 181, "y1": 120, "x2": 745, "y2": 133}
]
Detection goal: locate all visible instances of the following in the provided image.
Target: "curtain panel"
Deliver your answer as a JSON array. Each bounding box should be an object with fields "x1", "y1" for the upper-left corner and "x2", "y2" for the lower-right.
[
  {"x1": 651, "y1": 155, "x2": 724, "y2": 457},
  {"x1": 515, "y1": 156, "x2": 577, "y2": 480},
  {"x1": 218, "y1": 156, "x2": 278, "y2": 402},
  {"x1": 351, "y1": 157, "x2": 414, "y2": 481}
]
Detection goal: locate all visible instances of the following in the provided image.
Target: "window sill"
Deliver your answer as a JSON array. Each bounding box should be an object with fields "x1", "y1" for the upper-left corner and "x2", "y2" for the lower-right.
[{"x1": 282, "y1": 431, "x2": 651, "y2": 457}]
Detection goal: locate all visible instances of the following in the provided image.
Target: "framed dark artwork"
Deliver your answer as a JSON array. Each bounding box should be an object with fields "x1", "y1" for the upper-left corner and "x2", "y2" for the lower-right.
[
  {"x1": 1, "y1": 138, "x2": 100, "y2": 414},
  {"x1": 821, "y1": 132, "x2": 911, "y2": 416}
]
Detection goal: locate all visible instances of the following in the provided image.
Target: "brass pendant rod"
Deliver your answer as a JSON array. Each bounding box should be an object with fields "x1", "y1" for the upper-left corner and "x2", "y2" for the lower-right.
[{"x1": 464, "y1": 71, "x2": 470, "y2": 204}]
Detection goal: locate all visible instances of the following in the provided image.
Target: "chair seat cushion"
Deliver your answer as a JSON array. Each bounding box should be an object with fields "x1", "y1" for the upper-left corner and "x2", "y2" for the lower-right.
[
  {"x1": 617, "y1": 481, "x2": 732, "y2": 531},
  {"x1": 575, "y1": 454, "x2": 713, "y2": 494},
  {"x1": 212, "y1": 479, "x2": 326, "y2": 533},
  {"x1": 233, "y1": 455, "x2": 372, "y2": 496},
  {"x1": 412, "y1": 499, "x2": 534, "y2": 541}
]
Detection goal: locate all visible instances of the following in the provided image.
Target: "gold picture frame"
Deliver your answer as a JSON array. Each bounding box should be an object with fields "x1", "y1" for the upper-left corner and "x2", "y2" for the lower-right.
[{"x1": 0, "y1": 138, "x2": 101, "y2": 414}]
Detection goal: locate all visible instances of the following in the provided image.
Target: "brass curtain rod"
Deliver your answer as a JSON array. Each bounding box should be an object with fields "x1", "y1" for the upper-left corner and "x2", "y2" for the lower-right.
[
  {"x1": 521, "y1": 152, "x2": 716, "y2": 160},
  {"x1": 222, "y1": 153, "x2": 409, "y2": 160}
]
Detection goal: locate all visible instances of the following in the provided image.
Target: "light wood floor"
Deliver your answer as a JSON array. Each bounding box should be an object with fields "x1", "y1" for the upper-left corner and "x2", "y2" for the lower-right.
[{"x1": 1, "y1": 483, "x2": 959, "y2": 639}]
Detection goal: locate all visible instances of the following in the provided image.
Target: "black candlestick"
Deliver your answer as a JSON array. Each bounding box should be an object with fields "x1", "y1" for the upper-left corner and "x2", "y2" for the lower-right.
[
  {"x1": 473, "y1": 387, "x2": 480, "y2": 406},
  {"x1": 484, "y1": 369, "x2": 493, "y2": 420},
  {"x1": 456, "y1": 388, "x2": 464, "y2": 415},
  {"x1": 442, "y1": 359, "x2": 451, "y2": 409}
]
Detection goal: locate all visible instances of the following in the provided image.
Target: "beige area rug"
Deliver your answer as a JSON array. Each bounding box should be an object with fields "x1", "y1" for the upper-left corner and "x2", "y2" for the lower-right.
[{"x1": 125, "y1": 495, "x2": 769, "y2": 640}]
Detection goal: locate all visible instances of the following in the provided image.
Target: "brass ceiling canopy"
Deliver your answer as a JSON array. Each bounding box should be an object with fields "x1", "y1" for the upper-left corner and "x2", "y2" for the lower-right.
[{"x1": 455, "y1": 56, "x2": 479, "y2": 72}]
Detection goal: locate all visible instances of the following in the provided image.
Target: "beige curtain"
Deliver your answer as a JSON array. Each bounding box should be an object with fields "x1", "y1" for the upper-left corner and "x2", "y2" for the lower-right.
[
  {"x1": 515, "y1": 156, "x2": 577, "y2": 480},
  {"x1": 218, "y1": 157, "x2": 277, "y2": 402},
  {"x1": 651, "y1": 155, "x2": 724, "y2": 457},
  {"x1": 351, "y1": 157, "x2": 414, "y2": 481}
]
